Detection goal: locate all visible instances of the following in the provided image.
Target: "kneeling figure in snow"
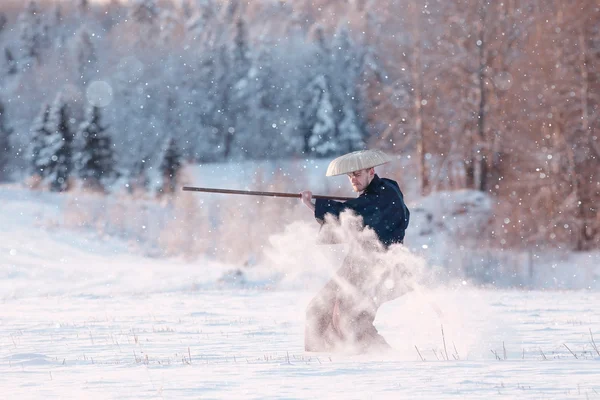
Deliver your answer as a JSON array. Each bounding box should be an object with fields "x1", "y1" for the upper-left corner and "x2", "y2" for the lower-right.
[{"x1": 301, "y1": 149, "x2": 411, "y2": 353}]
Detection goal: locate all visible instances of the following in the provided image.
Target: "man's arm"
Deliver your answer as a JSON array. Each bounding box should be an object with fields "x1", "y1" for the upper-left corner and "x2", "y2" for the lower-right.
[
  {"x1": 314, "y1": 195, "x2": 372, "y2": 221},
  {"x1": 300, "y1": 190, "x2": 315, "y2": 211}
]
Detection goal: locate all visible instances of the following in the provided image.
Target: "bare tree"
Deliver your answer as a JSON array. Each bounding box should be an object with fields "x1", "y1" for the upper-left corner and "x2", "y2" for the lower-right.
[
  {"x1": 538, "y1": 0, "x2": 600, "y2": 250},
  {"x1": 434, "y1": 0, "x2": 529, "y2": 193}
]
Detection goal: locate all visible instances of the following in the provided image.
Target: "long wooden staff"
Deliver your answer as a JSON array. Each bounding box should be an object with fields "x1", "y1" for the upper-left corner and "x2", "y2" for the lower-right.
[{"x1": 182, "y1": 186, "x2": 354, "y2": 201}]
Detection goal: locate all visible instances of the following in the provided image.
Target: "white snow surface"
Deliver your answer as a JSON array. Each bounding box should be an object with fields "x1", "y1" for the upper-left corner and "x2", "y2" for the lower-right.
[{"x1": 2, "y1": 173, "x2": 600, "y2": 399}]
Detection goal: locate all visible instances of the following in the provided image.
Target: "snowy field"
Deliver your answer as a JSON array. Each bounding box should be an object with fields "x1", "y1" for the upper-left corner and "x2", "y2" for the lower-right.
[
  {"x1": 3, "y1": 289, "x2": 600, "y2": 399},
  {"x1": 1, "y1": 183, "x2": 600, "y2": 399}
]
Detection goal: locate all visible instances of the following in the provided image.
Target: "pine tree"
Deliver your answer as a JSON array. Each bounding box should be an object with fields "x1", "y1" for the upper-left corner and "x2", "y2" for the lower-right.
[
  {"x1": 202, "y1": 45, "x2": 232, "y2": 161},
  {"x1": 75, "y1": 105, "x2": 115, "y2": 191},
  {"x1": 300, "y1": 26, "x2": 368, "y2": 157},
  {"x1": 224, "y1": 17, "x2": 252, "y2": 159},
  {"x1": 303, "y1": 75, "x2": 337, "y2": 156},
  {"x1": 0, "y1": 12, "x2": 7, "y2": 34},
  {"x1": 159, "y1": 138, "x2": 182, "y2": 194},
  {"x1": 130, "y1": 0, "x2": 159, "y2": 24},
  {"x1": 331, "y1": 27, "x2": 367, "y2": 153},
  {"x1": 232, "y1": 17, "x2": 249, "y2": 68},
  {"x1": 0, "y1": 99, "x2": 12, "y2": 182},
  {"x1": 78, "y1": 0, "x2": 90, "y2": 15},
  {"x1": 18, "y1": 0, "x2": 47, "y2": 69},
  {"x1": 73, "y1": 29, "x2": 97, "y2": 85},
  {"x1": 29, "y1": 103, "x2": 52, "y2": 177},
  {"x1": 39, "y1": 93, "x2": 74, "y2": 192},
  {"x1": 244, "y1": 48, "x2": 288, "y2": 158},
  {"x1": 338, "y1": 105, "x2": 366, "y2": 153},
  {"x1": 4, "y1": 48, "x2": 17, "y2": 75},
  {"x1": 129, "y1": 0, "x2": 160, "y2": 42}
]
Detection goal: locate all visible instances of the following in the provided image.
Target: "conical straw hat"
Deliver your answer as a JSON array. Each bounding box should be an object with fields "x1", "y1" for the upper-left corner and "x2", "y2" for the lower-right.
[{"x1": 326, "y1": 149, "x2": 392, "y2": 176}]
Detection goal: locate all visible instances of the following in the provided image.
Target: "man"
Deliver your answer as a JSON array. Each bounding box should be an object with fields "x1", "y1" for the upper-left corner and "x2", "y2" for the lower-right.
[{"x1": 300, "y1": 149, "x2": 410, "y2": 353}]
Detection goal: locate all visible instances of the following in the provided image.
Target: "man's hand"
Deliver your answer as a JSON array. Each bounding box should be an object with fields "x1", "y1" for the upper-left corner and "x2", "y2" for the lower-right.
[{"x1": 300, "y1": 190, "x2": 315, "y2": 211}]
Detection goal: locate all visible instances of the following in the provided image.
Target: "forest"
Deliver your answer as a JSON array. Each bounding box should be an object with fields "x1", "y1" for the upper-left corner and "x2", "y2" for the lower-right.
[{"x1": 0, "y1": 0, "x2": 598, "y2": 252}]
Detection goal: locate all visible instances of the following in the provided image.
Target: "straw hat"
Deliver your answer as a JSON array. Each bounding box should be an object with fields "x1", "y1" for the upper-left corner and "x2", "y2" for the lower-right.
[{"x1": 325, "y1": 149, "x2": 392, "y2": 177}]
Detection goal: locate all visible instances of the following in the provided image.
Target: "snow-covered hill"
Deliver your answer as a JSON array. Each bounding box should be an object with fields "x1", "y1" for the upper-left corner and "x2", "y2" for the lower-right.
[{"x1": 1, "y1": 157, "x2": 599, "y2": 297}]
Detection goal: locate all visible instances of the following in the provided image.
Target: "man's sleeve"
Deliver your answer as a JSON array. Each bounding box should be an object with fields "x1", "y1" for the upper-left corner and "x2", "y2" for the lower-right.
[
  {"x1": 314, "y1": 196, "x2": 374, "y2": 222},
  {"x1": 314, "y1": 198, "x2": 347, "y2": 222}
]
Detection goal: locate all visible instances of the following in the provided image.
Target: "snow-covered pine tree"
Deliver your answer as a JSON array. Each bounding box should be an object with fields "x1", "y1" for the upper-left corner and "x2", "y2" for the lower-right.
[
  {"x1": 0, "y1": 13, "x2": 7, "y2": 34},
  {"x1": 226, "y1": 16, "x2": 252, "y2": 159},
  {"x1": 338, "y1": 105, "x2": 366, "y2": 153},
  {"x1": 39, "y1": 93, "x2": 74, "y2": 192},
  {"x1": 129, "y1": 0, "x2": 160, "y2": 42},
  {"x1": 221, "y1": 0, "x2": 240, "y2": 24},
  {"x1": 74, "y1": 104, "x2": 115, "y2": 191},
  {"x1": 0, "y1": 99, "x2": 12, "y2": 182},
  {"x1": 78, "y1": 0, "x2": 90, "y2": 15},
  {"x1": 130, "y1": 0, "x2": 159, "y2": 24},
  {"x1": 159, "y1": 137, "x2": 183, "y2": 194},
  {"x1": 180, "y1": 0, "x2": 194, "y2": 20},
  {"x1": 127, "y1": 154, "x2": 151, "y2": 194},
  {"x1": 17, "y1": 0, "x2": 48, "y2": 70},
  {"x1": 331, "y1": 27, "x2": 367, "y2": 153},
  {"x1": 100, "y1": 0, "x2": 127, "y2": 30},
  {"x1": 302, "y1": 25, "x2": 364, "y2": 157},
  {"x1": 303, "y1": 74, "x2": 337, "y2": 156},
  {"x1": 29, "y1": 103, "x2": 52, "y2": 177},
  {"x1": 201, "y1": 44, "x2": 232, "y2": 161},
  {"x1": 72, "y1": 28, "x2": 97, "y2": 85},
  {"x1": 244, "y1": 47, "x2": 287, "y2": 158},
  {"x1": 4, "y1": 48, "x2": 17, "y2": 75}
]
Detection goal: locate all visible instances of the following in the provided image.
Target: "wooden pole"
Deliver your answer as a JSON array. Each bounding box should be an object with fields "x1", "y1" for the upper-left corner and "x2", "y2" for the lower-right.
[{"x1": 182, "y1": 186, "x2": 354, "y2": 201}]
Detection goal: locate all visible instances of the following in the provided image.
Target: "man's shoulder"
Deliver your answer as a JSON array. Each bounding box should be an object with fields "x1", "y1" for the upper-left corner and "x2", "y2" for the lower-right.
[
  {"x1": 377, "y1": 177, "x2": 405, "y2": 200},
  {"x1": 378, "y1": 177, "x2": 401, "y2": 192},
  {"x1": 380, "y1": 177, "x2": 400, "y2": 187}
]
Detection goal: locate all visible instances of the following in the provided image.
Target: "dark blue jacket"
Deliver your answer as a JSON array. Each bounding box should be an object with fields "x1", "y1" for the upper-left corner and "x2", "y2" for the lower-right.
[{"x1": 314, "y1": 174, "x2": 410, "y2": 247}]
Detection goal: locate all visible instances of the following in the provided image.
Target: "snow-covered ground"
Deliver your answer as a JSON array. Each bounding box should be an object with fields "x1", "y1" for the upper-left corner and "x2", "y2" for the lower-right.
[
  {"x1": 3, "y1": 289, "x2": 600, "y2": 399},
  {"x1": 1, "y1": 168, "x2": 600, "y2": 399}
]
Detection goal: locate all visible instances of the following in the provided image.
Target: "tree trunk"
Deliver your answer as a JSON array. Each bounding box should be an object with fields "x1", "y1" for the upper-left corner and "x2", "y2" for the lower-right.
[
  {"x1": 476, "y1": 0, "x2": 489, "y2": 193},
  {"x1": 465, "y1": 145, "x2": 475, "y2": 189},
  {"x1": 409, "y1": 0, "x2": 428, "y2": 196},
  {"x1": 574, "y1": 24, "x2": 599, "y2": 250}
]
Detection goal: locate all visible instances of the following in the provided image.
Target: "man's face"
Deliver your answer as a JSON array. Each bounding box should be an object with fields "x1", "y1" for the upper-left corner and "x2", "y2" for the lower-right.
[{"x1": 347, "y1": 168, "x2": 374, "y2": 192}]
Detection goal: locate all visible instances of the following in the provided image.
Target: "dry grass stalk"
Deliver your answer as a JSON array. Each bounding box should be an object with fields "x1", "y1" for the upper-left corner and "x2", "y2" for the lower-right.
[
  {"x1": 453, "y1": 342, "x2": 460, "y2": 360},
  {"x1": 491, "y1": 350, "x2": 501, "y2": 361},
  {"x1": 415, "y1": 345, "x2": 425, "y2": 361},
  {"x1": 590, "y1": 329, "x2": 600, "y2": 356},
  {"x1": 441, "y1": 325, "x2": 449, "y2": 361},
  {"x1": 563, "y1": 343, "x2": 578, "y2": 359}
]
